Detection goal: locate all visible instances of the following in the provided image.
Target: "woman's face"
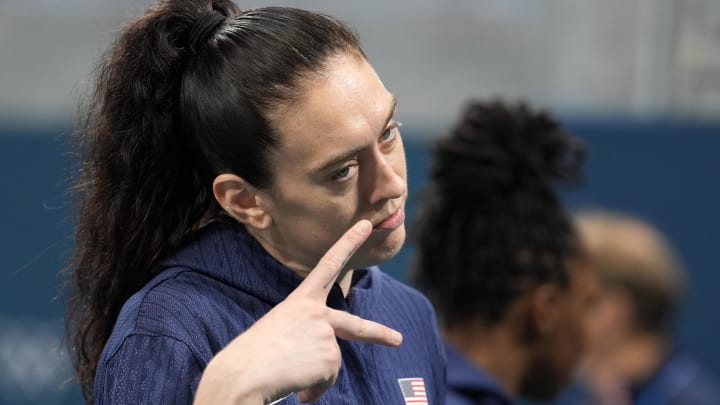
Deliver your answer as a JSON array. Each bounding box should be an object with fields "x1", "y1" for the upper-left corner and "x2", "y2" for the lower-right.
[{"x1": 252, "y1": 53, "x2": 407, "y2": 275}]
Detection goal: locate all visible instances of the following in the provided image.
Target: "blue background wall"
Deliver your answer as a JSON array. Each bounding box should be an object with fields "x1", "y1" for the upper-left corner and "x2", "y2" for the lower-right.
[{"x1": 1, "y1": 119, "x2": 719, "y2": 404}]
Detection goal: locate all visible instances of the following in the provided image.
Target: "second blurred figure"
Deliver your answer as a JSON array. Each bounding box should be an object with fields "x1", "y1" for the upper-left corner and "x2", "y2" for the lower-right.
[
  {"x1": 410, "y1": 99, "x2": 599, "y2": 405},
  {"x1": 572, "y1": 210, "x2": 720, "y2": 405}
]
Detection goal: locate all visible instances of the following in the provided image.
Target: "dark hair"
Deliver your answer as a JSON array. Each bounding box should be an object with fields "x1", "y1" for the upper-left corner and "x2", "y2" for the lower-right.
[
  {"x1": 409, "y1": 99, "x2": 586, "y2": 328},
  {"x1": 64, "y1": 0, "x2": 364, "y2": 400}
]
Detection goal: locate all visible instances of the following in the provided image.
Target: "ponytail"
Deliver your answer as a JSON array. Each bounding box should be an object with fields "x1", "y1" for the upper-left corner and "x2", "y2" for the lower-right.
[{"x1": 66, "y1": 0, "x2": 239, "y2": 399}]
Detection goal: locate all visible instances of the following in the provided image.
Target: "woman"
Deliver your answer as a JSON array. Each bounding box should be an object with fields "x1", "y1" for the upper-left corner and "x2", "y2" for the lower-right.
[{"x1": 66, "y1": 0, "x2": 445, "y2": 403}]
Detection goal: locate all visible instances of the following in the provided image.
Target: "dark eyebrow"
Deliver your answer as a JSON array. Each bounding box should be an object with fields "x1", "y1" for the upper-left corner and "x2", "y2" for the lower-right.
[
  {"x1": 383, "y1": 94, "x2": 398, "y2": 132},
  {"x1": 315, "y1": 95, "x2": 397, "y2": 173},
  {"x1": 316, "y1": 145, "x2": 367, "y2": 174},
  {"x1": 383, "y1": 94, "x2": 397, "y2": 132}
]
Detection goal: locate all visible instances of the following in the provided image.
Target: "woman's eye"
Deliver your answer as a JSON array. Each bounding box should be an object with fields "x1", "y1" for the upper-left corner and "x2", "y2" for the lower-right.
[
  {"x1": 381, "y1": 121, "x2": 402, "y2": 142},
  {"x1": 331, "y1": 165, "x2": 356, "y2": 181}
]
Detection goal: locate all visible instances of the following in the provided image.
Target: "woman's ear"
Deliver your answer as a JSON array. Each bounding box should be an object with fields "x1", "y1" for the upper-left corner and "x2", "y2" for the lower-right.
[{"x1": 213, "y1": 174, "x2": 273, "y2": 229}]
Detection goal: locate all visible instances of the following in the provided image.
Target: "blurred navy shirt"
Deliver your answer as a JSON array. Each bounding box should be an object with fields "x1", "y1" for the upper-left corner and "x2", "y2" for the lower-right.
[{"x1": 445, "y1": 341, "x2": 513, "y2": 405}]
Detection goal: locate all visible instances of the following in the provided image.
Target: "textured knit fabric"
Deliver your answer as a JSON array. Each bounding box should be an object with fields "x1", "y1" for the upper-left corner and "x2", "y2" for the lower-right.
[
  {"x1": 94, "y1": 219, "x2": 446, "y2": 404},
  {"x1": 445, "y1": 342, "x2": 513, "y2": 405}
]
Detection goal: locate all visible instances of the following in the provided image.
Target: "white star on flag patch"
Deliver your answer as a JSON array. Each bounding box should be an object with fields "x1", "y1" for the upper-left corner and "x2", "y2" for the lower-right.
[{"x1": 397, "y1": 377, "x2": 428, "y2": 404}]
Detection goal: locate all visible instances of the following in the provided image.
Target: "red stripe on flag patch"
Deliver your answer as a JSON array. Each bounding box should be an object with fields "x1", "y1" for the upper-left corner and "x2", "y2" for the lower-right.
[{"x1": 398, "y1": 377, "x2": 428, "y2": 405}]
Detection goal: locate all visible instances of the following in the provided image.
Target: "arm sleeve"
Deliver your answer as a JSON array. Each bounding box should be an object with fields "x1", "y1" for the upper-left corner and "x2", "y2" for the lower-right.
[{"x1": 95, "y1": 334, "x2": 204, "y2": 405}]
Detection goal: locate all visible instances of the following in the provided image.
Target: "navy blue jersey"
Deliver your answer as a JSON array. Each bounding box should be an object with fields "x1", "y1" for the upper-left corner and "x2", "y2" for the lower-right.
[
  {"x1": 566, "y1": 349, "x2": 720, "y2": 405},
  {"x1": 445, "y1": 342, "x2": 513, "y2": 405},
  {"x1": 633, "y1": 350, "x2": 720, "y2": 405},
  {"x1": 94, "y1": 219, "x2": 446, "y2": 404}
]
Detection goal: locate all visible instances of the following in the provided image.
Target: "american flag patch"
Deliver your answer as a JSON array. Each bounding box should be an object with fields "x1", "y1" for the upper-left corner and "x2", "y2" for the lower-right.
[{"x1": 397, "y1": 377, "x2": 428, "y2": 404}]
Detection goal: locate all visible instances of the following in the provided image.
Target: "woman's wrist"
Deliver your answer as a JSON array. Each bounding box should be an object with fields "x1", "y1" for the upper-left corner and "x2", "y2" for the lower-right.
[{"x1": 194, "y1": 353, "x2": 268, "y2": 405}]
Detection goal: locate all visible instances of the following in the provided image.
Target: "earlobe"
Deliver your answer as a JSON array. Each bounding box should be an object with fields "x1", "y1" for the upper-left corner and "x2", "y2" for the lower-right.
[
  {"x1": 531, "y1": 284, "x2": 561, "y2": 336},
  {"x1": 212, "y1": 174, "x2": 273, "y2": 229}
]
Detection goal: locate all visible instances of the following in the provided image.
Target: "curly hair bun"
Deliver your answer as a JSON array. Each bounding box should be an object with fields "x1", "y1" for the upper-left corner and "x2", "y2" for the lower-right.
[{"x1": 431, "y1": 99, "x2": 585, "y2": 201}]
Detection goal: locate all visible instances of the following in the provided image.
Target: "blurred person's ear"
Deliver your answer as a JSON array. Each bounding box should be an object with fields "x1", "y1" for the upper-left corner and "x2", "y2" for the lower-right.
[
  {"x1": 601, "y1": 287, "x2": 635, "y2": 334},
  {"x1": 213, "y1": 173, "x2": 273, "y2": 229},
  {"x1": 530, "y1": 284, "x2": 562, "y2": 336},
  {"x1": 582, "y1": 286, "x2": 635, "y2": 366},
  {"x1": 515, "y1": 284, "x2": 562, "y2": 343}
]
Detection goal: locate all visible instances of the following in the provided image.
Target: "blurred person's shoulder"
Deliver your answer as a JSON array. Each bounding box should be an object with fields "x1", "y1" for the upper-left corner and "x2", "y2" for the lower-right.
[{"x1": 640, "y1": 349, "x2": 720, "y2": 405}]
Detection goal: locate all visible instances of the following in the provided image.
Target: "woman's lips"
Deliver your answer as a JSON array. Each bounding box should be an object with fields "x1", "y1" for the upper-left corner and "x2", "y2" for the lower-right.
[{"x1": 373, "y1": 206, "x2": 405, "y2": 231}]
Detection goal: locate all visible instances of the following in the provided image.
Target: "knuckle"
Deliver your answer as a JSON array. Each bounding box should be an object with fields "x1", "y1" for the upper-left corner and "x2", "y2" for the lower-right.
[
  {"x1": 319, "y1": 344, "x2": 341, "y2": 378},
  {"x1": 319, "y1": 253, "x2": 343, "y2": 270}
]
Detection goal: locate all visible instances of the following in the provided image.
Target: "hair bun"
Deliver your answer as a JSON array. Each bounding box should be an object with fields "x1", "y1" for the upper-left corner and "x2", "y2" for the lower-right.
[{"x1": 431, "y1": 99, "x2": 585, "y2": 201}]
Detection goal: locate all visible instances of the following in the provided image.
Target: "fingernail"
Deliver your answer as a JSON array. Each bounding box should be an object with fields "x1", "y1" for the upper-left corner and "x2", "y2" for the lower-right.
[
  {"x1": 356, "y1": 220, "x2": 371, "y2": 233},
  {"x1": 392, "y1": 330, "x2": 403, "y2": 345}
]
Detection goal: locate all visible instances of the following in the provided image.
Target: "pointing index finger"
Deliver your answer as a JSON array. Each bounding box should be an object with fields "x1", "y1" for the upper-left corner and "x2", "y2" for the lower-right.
[{"x1": 294, "y1": 220, "x2": 372, "y2": 299}]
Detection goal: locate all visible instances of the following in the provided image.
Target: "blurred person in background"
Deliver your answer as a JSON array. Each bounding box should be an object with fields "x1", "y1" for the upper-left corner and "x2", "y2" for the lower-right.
[
  {"x1": 571, "y1": 210, "x2": 720, "y2": 405},
  {"x1": 64, "y1": 0, "x2": 446, "y2": 403},
  {"x1": 410, "y1": 99, "x2": 599, "y2": 405}
]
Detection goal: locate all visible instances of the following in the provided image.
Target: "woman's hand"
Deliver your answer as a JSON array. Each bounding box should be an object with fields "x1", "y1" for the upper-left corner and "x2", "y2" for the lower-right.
[{"x1": 194, "y1": 220, "x2": 403, "y2": 404}]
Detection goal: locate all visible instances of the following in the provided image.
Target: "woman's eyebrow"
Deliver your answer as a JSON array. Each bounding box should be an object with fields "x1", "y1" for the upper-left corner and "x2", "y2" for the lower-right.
[
  {"x1": 381, "y1": 95, "x2": 398, "y2": 133},
  {"x1": 315, "y1": 145, "x2": 367, "y2": 173}
]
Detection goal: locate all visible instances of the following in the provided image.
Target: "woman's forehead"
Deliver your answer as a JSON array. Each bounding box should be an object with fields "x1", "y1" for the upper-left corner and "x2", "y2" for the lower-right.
[{"x1": 268, "y1": 56, "x2": 394, "y2": 159}]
